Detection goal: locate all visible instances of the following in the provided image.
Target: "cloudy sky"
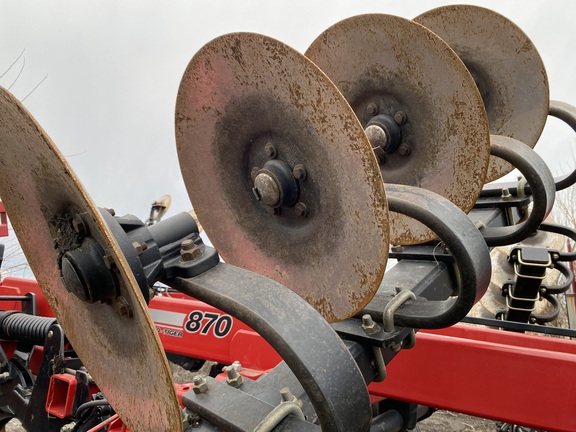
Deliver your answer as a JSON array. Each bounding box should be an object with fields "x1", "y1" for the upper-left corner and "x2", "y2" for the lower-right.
[{"x1": 1, "y1": 1, "x2": 575, "y2": 274}]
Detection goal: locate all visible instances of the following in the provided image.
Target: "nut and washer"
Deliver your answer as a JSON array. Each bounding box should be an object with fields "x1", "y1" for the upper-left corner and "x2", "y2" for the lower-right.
[
  {"x1": 224, "y1": 365, "x2": 244, "y2": 388},
  {"x1": 192, "y1": 375, "x2": 208, "y2": 394},
  {"x1": 361, "y1": 314, "x2": 380, "y2": 335}
]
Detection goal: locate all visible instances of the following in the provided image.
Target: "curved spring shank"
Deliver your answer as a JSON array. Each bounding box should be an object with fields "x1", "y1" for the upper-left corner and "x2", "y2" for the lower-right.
[
  {"x1": 549, "y1": 100, "x2": 576, "y2": 191},
  {"x1": 169, "y1": 263, "x2": 371, "y2": 431},
  {"x1": 480, "y1": 135, "x2": 555, "y2": 247},
  {"x1": 384, "y1": 184, "x2": 491, "y2": 329}
]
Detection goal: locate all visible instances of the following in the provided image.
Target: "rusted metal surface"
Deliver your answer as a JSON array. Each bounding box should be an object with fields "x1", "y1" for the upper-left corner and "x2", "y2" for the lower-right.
[
  {"x1": 305, "y1": 14, "x2": 490, "y2": 245},
  {"x1": 415, "y1": 5, "x2": 549, "y2": 182},
  {"x1": 175, "y1": 33, "x2": 389, "y2": 322},
  {"x1": 0, "y1": 87, "x2": 182, "y2": 432}
]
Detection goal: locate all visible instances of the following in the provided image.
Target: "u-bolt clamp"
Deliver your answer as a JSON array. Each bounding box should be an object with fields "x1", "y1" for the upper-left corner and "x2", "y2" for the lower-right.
[{"x1": 383, "y1": 290, "x2": 417, "y2": 333}]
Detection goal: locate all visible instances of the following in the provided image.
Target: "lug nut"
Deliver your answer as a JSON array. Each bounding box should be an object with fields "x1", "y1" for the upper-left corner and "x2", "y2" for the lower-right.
[
  {"x1": 398, "y1": 143, "x2": 411, "y2": 157},
  {"x1": 366, "y1": 103, "x2": 379, "y2": 116},
  {"x1": 294, "y1": 202, "x2": 308, "y2": 218},
  {"x1": 264, "y1": 142, "x2": 277, "y2": 159},
  {"x1": 394, "y1": 111, "x2": 407, "y2": 125},
  {"x1": 292, "y1": 164, "x2": 307, "y2": 181},
  {"x1": 250, "y1": 166, "x2": 260, "y2": 180}
]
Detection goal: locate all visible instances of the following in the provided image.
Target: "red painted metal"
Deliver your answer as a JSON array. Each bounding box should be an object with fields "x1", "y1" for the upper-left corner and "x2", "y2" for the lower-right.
[
  {"x1": 149, "y1": 293, "x2": 281, "y2": 371},
  {"x1": 2, "y1": 278, "x2": 576, "y2": 431},
  {"x1": 46, "y1": 373, "x2": 78, "y2": 418},
  {"x1": 370, "y1": 325, "x2": 576, "y2": 432},
  {"x1": 0, "y1": 201, "x2": 7, "y2": 237},
  {"x1": 0, "y1": 277, "x2": 54, "y2": 317}
]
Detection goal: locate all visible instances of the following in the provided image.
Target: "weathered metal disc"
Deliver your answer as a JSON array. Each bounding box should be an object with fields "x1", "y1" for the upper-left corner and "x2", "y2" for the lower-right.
[
  {"x1": 0, "y1": 88, "x2": 182, "y2": 432},
  {"x1": 176, "y1": 33, "x2": 389, "y2": 322},
  {"x1": 415, "y1": 5, "x2": 549, "y2": 182},
  {"x1": 305, "y1": 14, "x2": 490, "y2": 245}
]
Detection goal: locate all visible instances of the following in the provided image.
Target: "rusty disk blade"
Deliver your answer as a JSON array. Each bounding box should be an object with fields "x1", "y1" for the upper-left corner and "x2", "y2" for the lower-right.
[
  {"x1": 415, "y1": 5, "x2": 549, "y2": 182},
  {"x1": 305, "y1": 14, "x2": 490, "y2": 245},
  {"x1": 0, "y1": 88, "x2": 182, "y2": 432},
  {"x1": 175, "y1": 33, "x2": 389, "y2": 322}
]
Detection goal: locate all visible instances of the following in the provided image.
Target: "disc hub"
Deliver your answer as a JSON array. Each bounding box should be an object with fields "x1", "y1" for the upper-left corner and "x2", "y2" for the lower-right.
[{"x1": 252, "y1": 159, "x2": 300, "y2": 209}]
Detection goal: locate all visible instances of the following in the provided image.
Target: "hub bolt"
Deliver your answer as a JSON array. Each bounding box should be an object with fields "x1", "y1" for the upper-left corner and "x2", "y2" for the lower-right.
[
  {"x1": 264, "y1": 142, "x2": 277, "y2": 159},
  {"x1": 398, "y1": 143, "x2": 412, "y2": 157},
  {"x1": 292, "y1": 164, "x2": 307, "y2": 181},
  {"x1": 294, "y1": 202, "x2": 308, "y2": 218},
  {"x1": 394, "y1": 111, "x2": 407, "y2": 125},
  {"x1": 366, "y1": 103, "x2": 379, "y2": 116}
]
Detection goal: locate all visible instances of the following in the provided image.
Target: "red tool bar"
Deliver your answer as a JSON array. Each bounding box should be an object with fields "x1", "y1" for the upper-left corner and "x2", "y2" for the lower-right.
[{"x1": 370, "y1": 324, "x2": 576, "y2": 432}]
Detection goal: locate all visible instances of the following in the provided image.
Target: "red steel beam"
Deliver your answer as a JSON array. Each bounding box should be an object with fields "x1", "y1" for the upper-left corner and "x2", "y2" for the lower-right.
[
  {"x1": 0, "y1": 201, "x2": 7, "y2": 237},
  {"x1": 370, "y1": 324, "x2": 576, "y2": 432}
]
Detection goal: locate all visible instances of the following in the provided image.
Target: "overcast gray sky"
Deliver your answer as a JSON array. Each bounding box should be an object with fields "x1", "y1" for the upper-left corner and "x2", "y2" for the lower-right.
[{"x1": 1, "y1": 1, "x2": 575, "y2": 273}]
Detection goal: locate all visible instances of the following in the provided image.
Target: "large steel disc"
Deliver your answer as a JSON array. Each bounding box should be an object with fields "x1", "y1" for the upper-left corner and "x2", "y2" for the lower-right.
[
  {"x1": 176, "y1": 33, "x2": 389, "y2": 322},
  {"x1": 0, "y1": 88, "x2": 182, "y2": 432},
  {"x1": 415, "y1": 5, "x2": 549, "y2": 182},
  {"x1": 305, "y1": 14, "x2": 490, "y2": 244}
]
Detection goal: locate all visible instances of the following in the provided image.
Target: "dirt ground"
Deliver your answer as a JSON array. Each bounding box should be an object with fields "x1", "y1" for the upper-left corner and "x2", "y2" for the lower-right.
[{"x1": 5, "y1": 410, "x2": 501, "y2": 431}]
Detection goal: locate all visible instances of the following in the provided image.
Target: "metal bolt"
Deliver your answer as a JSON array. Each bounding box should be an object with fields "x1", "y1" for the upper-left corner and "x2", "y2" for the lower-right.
[
  {"x1": 366, "y1": 103, "x2": 379, "y2": 116},
  {"x1": 181, "y1": 239, "x2": 202, "y2": 261},
  {"x1": 132, "y1": 241, "x2": 144, "y2": 255},
  {"x1": 224, "y1": 365, "x2": 244, "y2": 388},
  {"x1": 0, "y1": 371, "x2": 11, "y2": 383},
  {"x1": 115, "y1": 296, "x2": 133, "y2": 318},
  {"x1": 250, "y1": 166, "x2": 260, "y2": 180},
  {"x1": 47, "y1": 330, "x2": 54, "y2": 338},
  {"x1": 391, "y1": 244, "x2": 404, "y2": 253},
  {"x1": 264, "y1": 142, "x2": 277, "y2": 159},
  {"x1": 292, "y1": 164, "x2": 307, "y2": 181},
  {"x1": 294, "y1": 202, "x2": 308, "y2": 218},
  {"x1": 60, "y1": 422, "x2": 77, "y2": 432},
  {"x1": 398, "y1": 143, "x2": 411, "y2": 157},
  {"x1": 105, "y1": 208, "x2": 116, "y2": 216},
  {"x1": 72, "y1": 216, "x2": 88, "y2": 236},
  {"x1": 266, "y1": 206, "x2": 281, "y2": 216},
  {"x1": 361, "y1": 314, "x2": 380, "y2": 335},
  {"x1": 192, "y1": 375, "x2": 208, "y2": 394},
  {"x1": 394, "y1": 111, "x2": 407, "y2": 125},
  {"x1": 232, "y1": 360, "x2": 242, "y2": 371},
  {"x1": 501, "y1": 188, "x2": 512, "y2": 201},
  {"x1": 280, "y1": 387, "x2": 294, "y2": 402},
  {"x1": 181, "y1": 239, "x2": 195, "y2": 250},
  {"x1": 102, "y1": 255, "x2": 116, "y2": 270}
]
